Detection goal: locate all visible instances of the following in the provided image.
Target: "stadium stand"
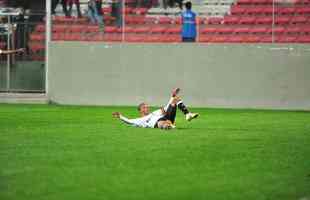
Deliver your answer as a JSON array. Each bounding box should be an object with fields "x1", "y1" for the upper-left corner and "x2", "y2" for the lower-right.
[{"x1": 27, "y1": 0, "x2": 310, "y2": 46}]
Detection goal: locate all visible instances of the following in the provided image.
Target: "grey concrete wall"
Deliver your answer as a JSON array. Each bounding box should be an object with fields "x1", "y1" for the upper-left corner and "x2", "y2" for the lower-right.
[{"x1": 49, "y1": 43, "x2": 310, "y2": 110}]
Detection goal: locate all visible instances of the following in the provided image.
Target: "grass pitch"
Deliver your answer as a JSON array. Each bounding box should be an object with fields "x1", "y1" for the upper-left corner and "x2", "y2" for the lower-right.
[{"x1": 0, "y1": 104, "x2": 310, "y2": 200}]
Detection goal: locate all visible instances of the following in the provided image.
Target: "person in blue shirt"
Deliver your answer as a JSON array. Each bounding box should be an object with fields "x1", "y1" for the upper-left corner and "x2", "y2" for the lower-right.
[{"x1": 181, "y1": 1, "x2": 197, "y2": 42}]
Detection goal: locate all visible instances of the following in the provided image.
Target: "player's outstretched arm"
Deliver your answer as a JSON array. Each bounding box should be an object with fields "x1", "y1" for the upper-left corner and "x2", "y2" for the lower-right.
[
  {"x1": 112, "y1": 112, "x2": 148, "y2": 128},
  {"x1": 112, "y1": 112, "x2": 138, "y2": 126},
  {"x1": 0, "y1": 48, "x2": 25, "y2": 55}
]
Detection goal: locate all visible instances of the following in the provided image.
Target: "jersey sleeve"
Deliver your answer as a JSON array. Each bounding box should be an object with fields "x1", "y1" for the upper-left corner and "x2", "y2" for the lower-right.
[{"x1": 119, "y1": 115, "x2": 151, "y2": 127}]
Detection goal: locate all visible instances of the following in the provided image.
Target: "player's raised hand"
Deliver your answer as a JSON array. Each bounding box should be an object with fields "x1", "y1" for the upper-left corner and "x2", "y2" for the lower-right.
[
  {"x1": 172, "y1": 88, "x2": 180, "y2": 97},
  {"x1": 112, "y1": 112, "x2": 121, "y2": 118},
  {"x1": 18, "y1": 48, "x2": 26, "y2": 53}
]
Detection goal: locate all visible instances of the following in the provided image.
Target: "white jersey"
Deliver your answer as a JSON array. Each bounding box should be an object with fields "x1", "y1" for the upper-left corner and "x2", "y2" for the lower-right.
[{"x1": 119, "y1": 109, "x2": 164, "y2": 128}]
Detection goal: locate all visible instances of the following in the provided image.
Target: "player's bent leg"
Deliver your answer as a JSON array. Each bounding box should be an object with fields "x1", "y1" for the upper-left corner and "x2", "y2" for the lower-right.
[
  {"x1": 165, "y1": 104, "x2": 177, "y2": 124},
  {"x1": 174, "y1": 96, "x2": 199, "y2": 122}
]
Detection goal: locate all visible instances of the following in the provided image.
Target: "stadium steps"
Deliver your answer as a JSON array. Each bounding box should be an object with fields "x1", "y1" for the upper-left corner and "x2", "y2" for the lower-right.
[{"x1": 28, "y1": 0, "x2": 310, "y2": 44}]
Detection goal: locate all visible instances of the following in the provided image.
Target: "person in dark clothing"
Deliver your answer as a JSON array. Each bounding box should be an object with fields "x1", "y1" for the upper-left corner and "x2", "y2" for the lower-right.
[
  {"x1": 52, "y1": 0, "x2": 68, "y2": 16},
  {"x1": 65, "y1": 0, "x2": 82, "y2": 17},
  {"x1": 112, "y1": 0, "x2": 122, "y2": 27},
  {"x1": 87, "y1": 0, "x2": 104, "y2": 30}
]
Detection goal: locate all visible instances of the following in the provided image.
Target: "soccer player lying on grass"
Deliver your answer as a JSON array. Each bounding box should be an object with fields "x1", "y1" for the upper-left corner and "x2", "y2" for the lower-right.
[{"x1": 112, "y1": 88, "x2": 199, "y2": 129}]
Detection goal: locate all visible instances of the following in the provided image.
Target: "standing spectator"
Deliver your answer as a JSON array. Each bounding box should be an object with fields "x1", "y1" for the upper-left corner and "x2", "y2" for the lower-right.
[
  {"x1": 175, "y1": 0, "x2": 183, "y2": 10},
  {"x1": 65, "y1": 0, "x2": 82, "y2": 18},
  {"x1": 112, "y1": 0, "x2": 122, "y2": 27},
  {"x1": 87, "y1": 0, "x2": 104, "y2": 28},
  {"x1": 159, "y1": 0, "x2": 168, "y2": 9},
  {"x1": 52, "y1": 0, "x2": 69, "y2": 16},
  {"x1": 181, "y1": 1, "x2": 196, "y2": 42}
]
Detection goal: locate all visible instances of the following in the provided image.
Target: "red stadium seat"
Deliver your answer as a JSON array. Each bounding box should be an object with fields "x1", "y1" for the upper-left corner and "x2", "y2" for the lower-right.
[
  {"x1": 252, "y1": 0, "x2": 272, "y2": 4},
  {"x1": 104, "y1": 26, "x2": 118, "y2": 33},
  {"x1": 65, "y1": 33, "x2": 83, "y2": 41},
  {"x1": 104, "y1": 34, "x2": 122, "y2": 42},
  {"x1": 275, "y1": 36, "x2": 297, "y2": 43},
  {"x1": 237, "y1": 0, "x2": 252, "y2": 4},
  {"x1": 123, "y1": 26, "x2": 134, "y2": 33},
  {"x1": 166, "y1": 27, "x2": 182, "y2": 34},
  {"x1": 124, "y1": 35, "x2": 144, "y2": 42},
  {"x1": 28, "y1": 42, "x2": 45, "y2": 52},
  {"x1": 304, "y1": 0, "x2": 310, "y2": 4},
  {"x1": 86, "y1": 25, "x2": 100, "y2": 32},
  {"x1": 223, "y1": 16, "x2": 240, "y2": 24},
  {"x1": 234, "y1": 27, "x2": 250, "y2": 34},
  {"x1": 52, "y1": 33, "x2": 64, "y2": 41},
  {"x1": 158, "y1": 16, "x2": 172, "y2": 24},
  {"x1": 145, "y1": 17, "x2": 157, "y2": 24},
  {"x1": 30, "y1": 33, "x2": 45, "y2": 41},
  {"x1": 150, "y1": 27, "x2": 167, "y2": 34},
  {"x1": 161, "y1": 35, "x2": 181, "y2": 43},
  {"x1": 301, "y1": 26, "x2": 310, "y2": 34},
  {"x1": 87, "y1": 34, "x2": 104, "y2": 42},
  {"x1": 198, "y1": 36, "x2": 212, "y2": 42},
  {"x1": 296, "y1": 7, "x2": 310, "y2": 14},
  {"x1": 197, "y1": 17, "x2": 206, "y2": 24},
  {"x1": 279, "y1": 7, "x2": 296, "y2": 15},
  {"x1": 256, "y1": 17, "x2": 273, "y2": 24},
  {"x1": 291, "y1": 16, "x2": 307, "y2": 24},
  {"x1": 273, "y1": 26, "x2": 285, "y2": 34},
  {"x1": 245, "y1": 7, "x2": 264, "y2": 15},
  {"x1": 217, "y1": 27, "x2": 234, "y2": 34},
  {"x1": 260, "y1": 36, "x2": 272, "y2": 43},
  {"x1": 201, "y1": 27, "x2": 217, "y2": 34},
  {"x1": 262, "y1": 7, "x2": 273, "y2": 15},
  {"x1": 227, "y1": 35, "x2": 245, "y2": 43},
  {"x1": 285, "y1": 26, "x2": 301, "y2": 34},
  {"x1": 244, "y1": 35, "x2": 261, "y2": 43},
  {"x1": 125, "y1": 16, "x2": 145, "y2": 24},
  {"x1": 124, "y1": 7, "x2": 133, "y2": 14},
  {"x1": 250, "y1": 27, "x2": 270, "y2": 34},
  {"x1": 144, "y1": 35, "x2": 161, "y2": 42},
  {"x1": 68, "y1": 25, "x2": 83, "y2": 33},
  {"x1": 35, "y1": 24, "x2": 45, "y2": 32},
  {"x1": 121, "y1": 26, "x2": 135, "y2": 33},
  {"x1": 240, "y1": 17, "x2": 256, "y2": 24},
  {"x1": 211, "y1": 36, "x2": 228, "y2": 42},
  {"x1": 134, "y1": 27, "x2": 151, "y2": 33},
  {"x1": 297, "y1": 36, "x2": 310, "y2": 43},
  {"x1": 206, "y1": 17, "x2": 223, "y2": 24},
  {"x1": 275, "y1": 17, "x2": 291, "y2": 25},
  {"x1": 104, "y1": 16, "x2": 116, "y2": 24},
  {"x1": 231, "y1": 6, "x2": 245, "y2": 15}
]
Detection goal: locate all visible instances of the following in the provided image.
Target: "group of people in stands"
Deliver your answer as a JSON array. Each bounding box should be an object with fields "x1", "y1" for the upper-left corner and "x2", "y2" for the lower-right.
[
  {"x1": 51, "y1": 0, "x2": 122, "y2": 27},
  {"x1": 51, "y1": 0, "x2": 197, "y2": 42},
  {"x1": 1, "y1": 0, "x2": 197, "y2": 43}
]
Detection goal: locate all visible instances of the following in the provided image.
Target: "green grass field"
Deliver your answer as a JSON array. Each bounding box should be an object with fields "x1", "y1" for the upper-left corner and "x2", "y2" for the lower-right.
[{"x1": 0, "y1": 104, "x2": 310, "y2": 200}]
